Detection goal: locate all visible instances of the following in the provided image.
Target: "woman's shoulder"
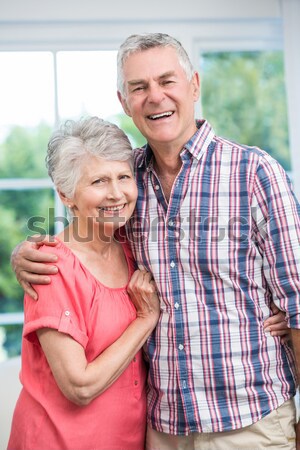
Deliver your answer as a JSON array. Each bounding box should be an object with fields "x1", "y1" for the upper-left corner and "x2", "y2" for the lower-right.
[{"x1": 37, "y1": 238, "x2": 72, "y2": 263}]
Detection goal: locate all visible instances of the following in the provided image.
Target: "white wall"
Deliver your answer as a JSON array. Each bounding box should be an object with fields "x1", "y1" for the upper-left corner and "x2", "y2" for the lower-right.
[{"x1": 0, "y1": 0, "x2": 281, "y2": 21}]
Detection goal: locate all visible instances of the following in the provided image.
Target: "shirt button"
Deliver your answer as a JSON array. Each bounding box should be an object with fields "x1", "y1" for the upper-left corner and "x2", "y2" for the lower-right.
[
  {"x1": 64, "y1": 310, "x2": 70, "y2": 316},
  {"x1": 170, "y1": 261, "x2": 175, "y2": 268},
  {"x1": 134, "y1": 380, "x2": 138, "y2": 386},
  {"x1": 168, "y1": 220, "x2": 174, "y2": 227},
  {"x1": 178, "y1": 344, "x2": 184, "y2": 351},
  {"x1": 174, "y1": 302, "x2": 180, "y2": 309},
  {"x1": 133, "y1": 357, "x2": 136, "y2": 362},
  {"x1": 155, "y1": 184, "x2": 160, "y2": 190}
]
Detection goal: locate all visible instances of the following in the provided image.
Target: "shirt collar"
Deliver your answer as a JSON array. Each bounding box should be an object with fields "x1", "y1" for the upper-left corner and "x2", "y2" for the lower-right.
[{"x1": 137, "y1": 119, "x2": 215, "y2": 169}]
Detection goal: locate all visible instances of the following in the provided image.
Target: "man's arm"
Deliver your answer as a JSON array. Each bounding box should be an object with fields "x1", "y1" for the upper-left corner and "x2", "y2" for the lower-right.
[
  {"x1": 11, "y1": 237, "x2": 59, "y2": 299},
  {"x1": 10, "y1": 238, "x2": 291, "y2": 340}
]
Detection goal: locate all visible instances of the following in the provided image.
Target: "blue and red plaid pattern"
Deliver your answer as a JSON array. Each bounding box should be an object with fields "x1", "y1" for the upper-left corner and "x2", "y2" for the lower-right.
[{"x1": 126, "y1": 120, "x2": 300, "y2": 435}]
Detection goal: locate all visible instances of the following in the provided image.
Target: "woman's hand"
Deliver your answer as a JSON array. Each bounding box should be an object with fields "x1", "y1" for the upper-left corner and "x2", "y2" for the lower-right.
[{"x1": 127, "y1": 269, "x2": 160, "y2": 327}]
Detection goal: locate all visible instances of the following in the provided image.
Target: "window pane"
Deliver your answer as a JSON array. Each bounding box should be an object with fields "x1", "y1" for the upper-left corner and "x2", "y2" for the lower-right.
[
  {"x1": 200, "y1": 51, "x2": 290, "y2": 171},
  {"x1": 0, "y1": 325, "x2": 23, "y2": 361},
  {"x1": 0, "y1": 189, "x2": 55, "y2": 361},
  {"x1": 56, "y1": 50, "x2": 146, "y2": 147},
  {"x1": 57, "y1": 51, "x2": 123, "y2": 120},
  {"x1": 0, "y1": 52, "x2": 55, "y2": 179},
  {"x1": 0, "y1": 52, "x2": 55, "y2": 145},
  {"x1": 0, "y1": 123, "x2": 52, "y2": 179}
]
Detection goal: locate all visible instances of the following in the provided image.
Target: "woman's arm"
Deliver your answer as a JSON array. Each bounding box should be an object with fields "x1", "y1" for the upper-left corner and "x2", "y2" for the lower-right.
[{"x1": 37, "y1": 270, "x2": 159, "y2": 406}]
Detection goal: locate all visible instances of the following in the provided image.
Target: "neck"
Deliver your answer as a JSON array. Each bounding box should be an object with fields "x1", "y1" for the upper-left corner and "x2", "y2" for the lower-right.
[
  {"x1": 148, "y1": 123, "x2": 198, "y2": 175},
  {"x1": 152, "y1": 149, "x2": 182, "y2": 178},
  {"x1": 58, "y1": 221, "x2": 116, "y2": 256}
]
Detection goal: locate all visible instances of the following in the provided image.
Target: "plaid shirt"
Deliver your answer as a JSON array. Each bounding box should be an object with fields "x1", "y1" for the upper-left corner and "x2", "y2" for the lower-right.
[{"x1": 126, "y1": 120, "x2": 300, "y2": 435}]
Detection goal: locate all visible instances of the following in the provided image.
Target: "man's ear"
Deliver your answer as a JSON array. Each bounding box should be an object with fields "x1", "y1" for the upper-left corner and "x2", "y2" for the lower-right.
[
  {"x1": 117, "y1": 91, "x2": 132, "y2": 117},
  {"x1": 192, "y1": 71, "x2": 200, "y2": 102}
]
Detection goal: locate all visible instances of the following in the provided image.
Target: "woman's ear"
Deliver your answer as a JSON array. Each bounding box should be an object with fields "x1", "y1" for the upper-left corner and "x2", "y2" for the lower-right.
[{"x1": 58, "y1": 190, "x2": 73, "y2": 209}]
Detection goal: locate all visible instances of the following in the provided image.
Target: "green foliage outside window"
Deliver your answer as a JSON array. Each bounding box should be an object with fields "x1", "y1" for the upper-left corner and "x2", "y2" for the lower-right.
[
  {"x1": 201, "y1": 51, "x2": 290, "y2": 171},
  {"x1": 0, "y1": 123, "x2": 54, "y2": 358}
]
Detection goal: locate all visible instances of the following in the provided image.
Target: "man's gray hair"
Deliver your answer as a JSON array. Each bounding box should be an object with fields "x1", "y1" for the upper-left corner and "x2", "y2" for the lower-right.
[
  {"x1": 46, "y1": 116, "x2": 134, "y2": 205},
  {"x1": 117, "y1": 33, "x2": 195, "y2": 97}
]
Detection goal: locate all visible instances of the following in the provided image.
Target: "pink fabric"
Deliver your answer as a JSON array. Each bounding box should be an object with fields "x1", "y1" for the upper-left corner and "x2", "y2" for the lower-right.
[{"x1": 8, "y1": 239, "x2": 147, "y2": 450}]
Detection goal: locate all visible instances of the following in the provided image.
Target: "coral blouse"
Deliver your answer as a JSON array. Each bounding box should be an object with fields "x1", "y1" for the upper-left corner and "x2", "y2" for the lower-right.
[{"x1": 8, "y1": 239, "x2": 147, "y2": 450}]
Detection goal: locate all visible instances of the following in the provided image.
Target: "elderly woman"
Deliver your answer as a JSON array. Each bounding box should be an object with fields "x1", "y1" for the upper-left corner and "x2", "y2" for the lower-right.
[{"x1": 7, "y1": 117, "x2": 160, "y2": 450}]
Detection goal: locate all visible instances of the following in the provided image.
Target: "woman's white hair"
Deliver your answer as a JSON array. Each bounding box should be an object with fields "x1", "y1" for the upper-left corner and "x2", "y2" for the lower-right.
[
  {"x1": 46, "y1": 116, "x2": 134, "y2": 212},
  {"x1": 117, "y1": 33, "x2": 195, "y2": 97}
]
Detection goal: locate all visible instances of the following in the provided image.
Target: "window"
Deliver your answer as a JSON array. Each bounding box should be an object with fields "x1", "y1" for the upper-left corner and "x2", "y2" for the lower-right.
[{"x1": 200, "y1": 50, "x2": 290, "y2": 171}]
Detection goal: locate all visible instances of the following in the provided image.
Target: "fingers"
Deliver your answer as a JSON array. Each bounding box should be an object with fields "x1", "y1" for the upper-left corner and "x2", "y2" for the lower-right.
[
  {"x1": 18, "y1": 270, "x2": 53, "y2": 285},
  {"x1": 269, "y1": 329, "x2": 290, "y2": 337},
  {"x1": 269, "y1": 302, "x2": 280, "y2": 315},
  {"x1": 18, "y1": 259, "x2": 58, "y2": 275},
  {"x1": 12, "y1": 240, "x2": 58, "y2": 282},
  {"x1": 27, "y1": 234, "x2": 58, "y2": 247},
  {"x1": 128, "y1": 270, "x2": 159, "y2": 319},
  {"x1": 267, "y1": 306, "x2": 290, "y2": 346},
  {"x1": 128, "y1": 270, "x2": 155, "y2": 295},
  {"x1": 264, "y1": 318, "x2": 290, "y2": 338},
  {"x1": 20, "y1": 281, "x2": 39, "y2": 301},
  {"x1": 21, "y1": 247, "x2": 58, "y2": 264},
  {"x1": 263, "y1": 306, "x2": 288, "y2": 338},
  {"x1": 265, "y1": 310, "x2": 285, "y2": 326}
]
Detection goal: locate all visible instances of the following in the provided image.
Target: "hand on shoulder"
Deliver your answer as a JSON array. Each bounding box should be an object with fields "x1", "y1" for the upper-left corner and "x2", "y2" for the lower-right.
[{"x1": 11, "y1": 235, "x2": 59, "y2": 300}]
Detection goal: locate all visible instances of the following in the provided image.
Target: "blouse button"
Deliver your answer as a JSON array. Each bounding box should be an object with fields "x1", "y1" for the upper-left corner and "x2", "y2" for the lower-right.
[
  {"x1": 64, "y1": 310, "x2": 70, "y2": 316},
  {"x1": 134, "y1": 380, "x2": 138, "y2": 386}
]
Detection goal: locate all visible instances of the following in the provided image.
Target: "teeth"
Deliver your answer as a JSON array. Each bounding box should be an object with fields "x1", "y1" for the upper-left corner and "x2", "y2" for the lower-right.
[
  {"x1": 149, "y1": 111, "x2": 173, "y2": 120},
  {"x1": 99, "y1": 204, "x2": 125, "y2": 212}
]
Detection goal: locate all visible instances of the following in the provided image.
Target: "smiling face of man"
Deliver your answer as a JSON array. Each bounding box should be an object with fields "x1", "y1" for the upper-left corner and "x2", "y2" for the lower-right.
[{"x1": 118, "y1": 46, "x2": 200, "y2": 155}]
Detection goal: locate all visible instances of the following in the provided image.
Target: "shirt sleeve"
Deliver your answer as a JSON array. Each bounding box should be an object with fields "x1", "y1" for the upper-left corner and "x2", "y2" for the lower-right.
[
  {"x1": 23, "y1": 244, "x2": 90, "y2": 349},
  {"x1": 251, "y1": 154, "x2": 300, "y2": 328}
]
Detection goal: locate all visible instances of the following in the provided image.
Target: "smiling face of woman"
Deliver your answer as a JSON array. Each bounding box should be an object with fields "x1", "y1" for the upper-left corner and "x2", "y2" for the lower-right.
[{"x1": 63, "y1": 156, "x2": 138, "y2": 239}]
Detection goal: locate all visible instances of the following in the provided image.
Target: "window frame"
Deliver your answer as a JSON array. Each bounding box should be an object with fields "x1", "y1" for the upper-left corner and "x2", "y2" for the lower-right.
[{"x1": 0, "y1": 14, "x2": 298, "y2": 355}]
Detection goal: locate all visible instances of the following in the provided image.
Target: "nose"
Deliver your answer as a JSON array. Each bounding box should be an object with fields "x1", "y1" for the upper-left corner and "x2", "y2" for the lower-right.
[
  {"x1": 147, "y1": 84, "x2": 165, "y2": 104},
  {"x1": 107, "y1": 180, "x2": 123, "y2": 200}
]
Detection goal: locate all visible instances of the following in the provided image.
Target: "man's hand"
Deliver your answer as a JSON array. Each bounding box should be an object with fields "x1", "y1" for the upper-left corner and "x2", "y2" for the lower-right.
[
  {"x1": 11, "y1": 235, "x2": 59, "y2": 300},
  {"x1": 263, "y1": 302, "x2": 290, "y2": 343}
]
